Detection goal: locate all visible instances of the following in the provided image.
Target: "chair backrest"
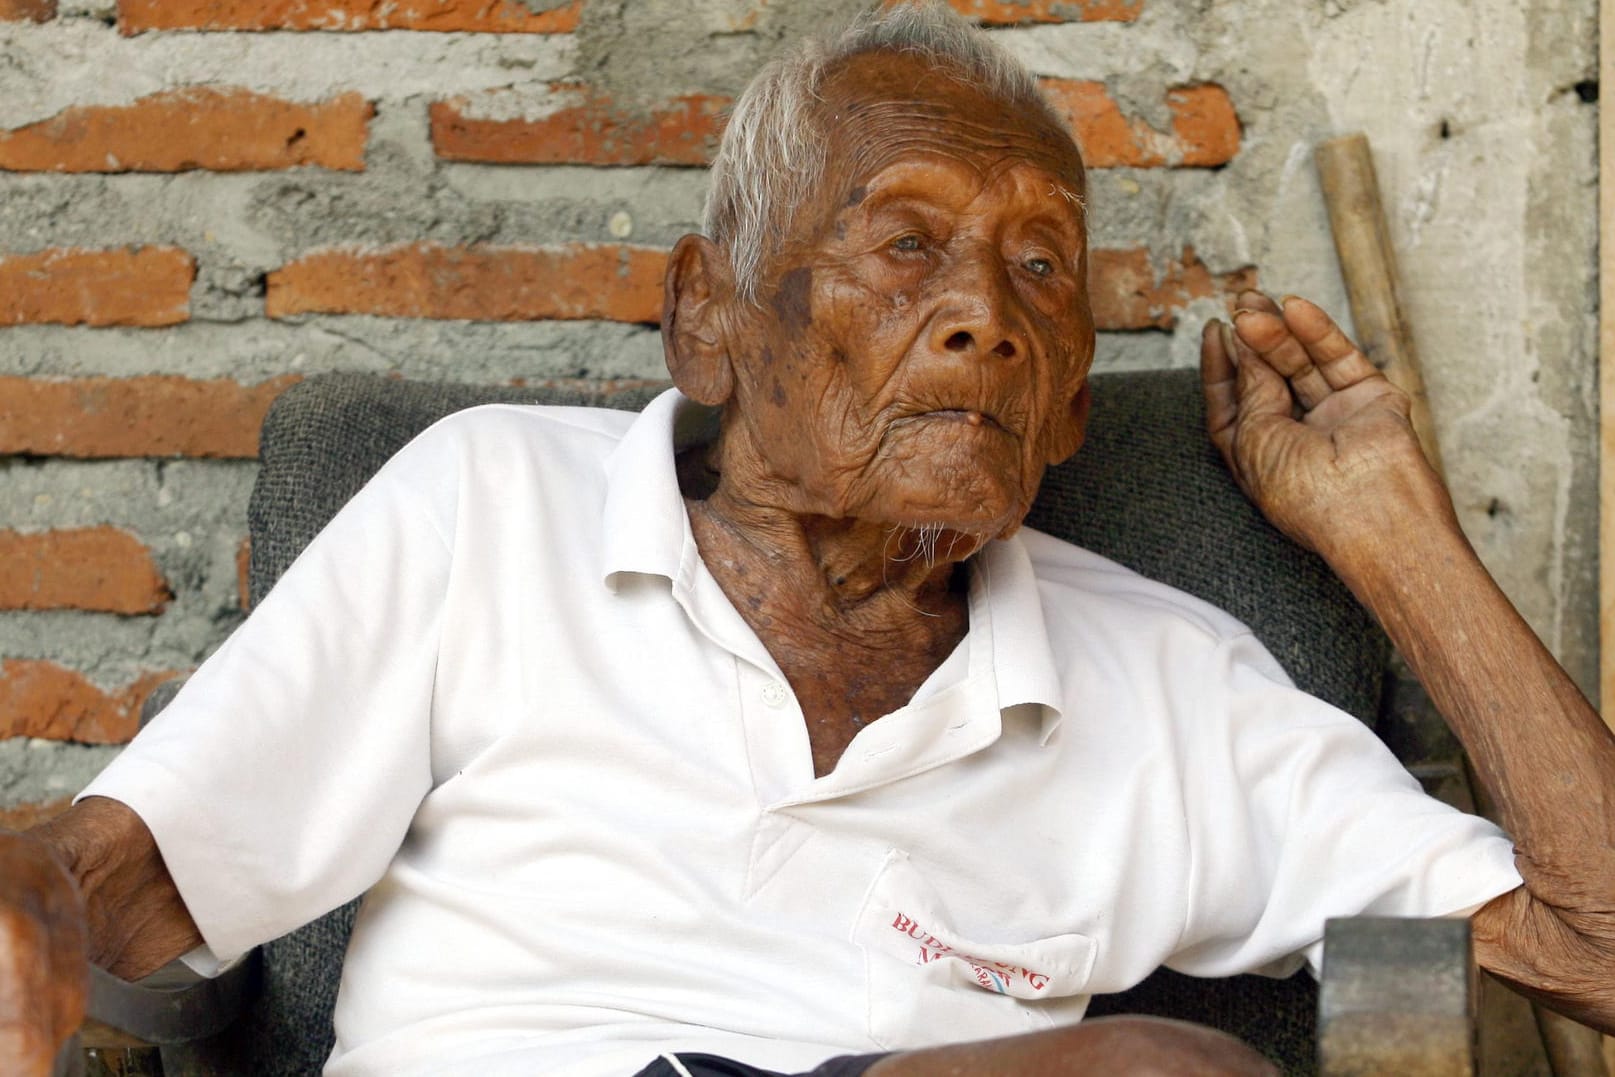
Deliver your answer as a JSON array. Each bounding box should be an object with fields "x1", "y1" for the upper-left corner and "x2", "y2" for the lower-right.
[{"x1": 165, "y1": 369, "x2": 1385, "y2": 1076}]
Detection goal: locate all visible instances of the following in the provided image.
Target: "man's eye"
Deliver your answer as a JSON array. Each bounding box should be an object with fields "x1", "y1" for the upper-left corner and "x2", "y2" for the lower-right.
[
  {"x1": 1025, "y1": 257, "x2": 1056, "y2": 277},
  {"x1": 891, "y1": 234, "x2": 924, "y2": 252}
]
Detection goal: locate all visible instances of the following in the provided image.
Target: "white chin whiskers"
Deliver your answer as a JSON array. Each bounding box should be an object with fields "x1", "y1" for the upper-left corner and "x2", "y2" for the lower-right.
[{"x1": 886, "y1": 521, "x2": 988, "y2": 569}]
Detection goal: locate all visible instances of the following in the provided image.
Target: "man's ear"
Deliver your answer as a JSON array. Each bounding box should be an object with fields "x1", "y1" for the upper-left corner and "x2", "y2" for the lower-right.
[
  {"x1": 1042, "y1": 381, "x2": 1092, "y2": 464},
  {"x1": 663, "y1": 234, "x2": 737, "y2": 407}
]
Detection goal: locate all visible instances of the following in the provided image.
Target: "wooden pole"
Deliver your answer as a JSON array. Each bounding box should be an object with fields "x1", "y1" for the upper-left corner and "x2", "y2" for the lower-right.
[
  {"x1": 1598, "y1": 5, "x2": 1615, "y2": 1077},
  {"x1": 1599, "y1": 0, "x2": 1615, "y2": 727},
  {"x1": 1315, "y1": 133, "x2": 1444, "y2": 475}
]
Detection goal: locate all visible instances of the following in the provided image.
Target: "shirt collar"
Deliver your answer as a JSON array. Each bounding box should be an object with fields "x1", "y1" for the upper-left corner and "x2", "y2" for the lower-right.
[
  {"x1": 970, "y1": 534, "x2": 1067, "y2": 744},
  {"x1": 599, "y1": 386, "x2": 1065, "y2": 743},
  {"x1": 600, "y1": 387, "x2": 714, "y2": 588}
]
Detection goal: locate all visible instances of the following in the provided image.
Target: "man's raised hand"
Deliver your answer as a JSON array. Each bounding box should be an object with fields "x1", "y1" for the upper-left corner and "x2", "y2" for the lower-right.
[{"x1": 1200, "y1": 290, "x2": 1454, "y2": 560}]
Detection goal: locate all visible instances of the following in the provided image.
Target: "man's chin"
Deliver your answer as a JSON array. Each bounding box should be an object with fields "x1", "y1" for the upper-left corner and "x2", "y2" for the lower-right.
[{"x1": 885, "y1": 503, "x2": 1029, "y2": 557}]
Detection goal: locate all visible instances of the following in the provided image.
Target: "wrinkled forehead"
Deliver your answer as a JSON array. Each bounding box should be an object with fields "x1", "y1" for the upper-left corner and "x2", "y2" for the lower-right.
[{"x1": 817, "y1": 51, "x2": 1086, "y2": 205}]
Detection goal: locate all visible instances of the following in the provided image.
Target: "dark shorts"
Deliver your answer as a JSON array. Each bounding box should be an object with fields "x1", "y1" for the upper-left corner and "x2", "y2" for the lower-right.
[{"x1": 631, "y1": 1051, "x2": 888, "y2": 1077}]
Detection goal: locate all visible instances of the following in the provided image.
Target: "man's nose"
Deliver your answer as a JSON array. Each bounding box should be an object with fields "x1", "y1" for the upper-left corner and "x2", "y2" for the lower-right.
[{"x1": 928, "y1": 259, "x2": 1027, "y2": 362}]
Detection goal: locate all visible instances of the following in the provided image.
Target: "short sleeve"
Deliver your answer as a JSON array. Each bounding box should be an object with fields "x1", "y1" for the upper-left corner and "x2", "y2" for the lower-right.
[
  {"x1": 79, "y1": 426, "x2": 461, "y2": 965},
  {"x1": 1167, "y1": 632, "x2": 1523, "y2": 979}
]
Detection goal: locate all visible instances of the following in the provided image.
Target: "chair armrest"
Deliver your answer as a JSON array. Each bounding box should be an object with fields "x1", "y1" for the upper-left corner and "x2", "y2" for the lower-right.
[
  {"x1": 1319, "y1": 916, "x2": 1475, "y2": 1076},
  {"x1": 87, "y1": 949, "x2": 262, "y2": 1045}
]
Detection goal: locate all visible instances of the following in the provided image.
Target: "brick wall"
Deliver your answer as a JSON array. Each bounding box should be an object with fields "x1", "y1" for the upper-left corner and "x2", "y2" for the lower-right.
[{"x1": 0, "y1": 0, "x2": 1597, "y2": 820}]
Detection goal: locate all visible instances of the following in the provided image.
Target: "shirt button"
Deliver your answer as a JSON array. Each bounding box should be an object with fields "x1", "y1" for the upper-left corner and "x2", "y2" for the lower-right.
[{"x1": 761, "y1": 681, "x2": 788, "y2": 708}]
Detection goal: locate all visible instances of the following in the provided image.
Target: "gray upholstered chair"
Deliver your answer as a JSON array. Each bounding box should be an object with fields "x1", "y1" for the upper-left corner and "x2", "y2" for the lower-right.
[{"x1": 109, "y1": 368, "x2": 1440, "y2": 1076}]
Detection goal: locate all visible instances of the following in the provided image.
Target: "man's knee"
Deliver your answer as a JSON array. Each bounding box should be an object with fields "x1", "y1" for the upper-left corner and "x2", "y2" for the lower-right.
[
  {"x1": 1070, "y1": 1016, "x2": 1278, "y2": 1075},
  {"x1": 868, "y1": 1015, "x2": 1278, "y2": 1077}
]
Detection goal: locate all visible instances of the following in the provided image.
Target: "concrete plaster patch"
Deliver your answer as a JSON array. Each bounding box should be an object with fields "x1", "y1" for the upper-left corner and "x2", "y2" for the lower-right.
[
  {"x1": 574, "y1": 0, "x2": 872, "y2": 101},
  {"x1": 0, "y1": 459, "x2": 164, "y2": 528},
  {"x1": 0, "y1": 738, "x2": 121, "y2": 807},
  {"x1": 245, "y1": 148, "x2": 505, "y2": 253},
  {"x1": 274, "y1": 318, "x2": 670, "y2": 382},
  {"x1": 0, "y1": 20, "x2": 577, "y2": 126},
  {"x1": 443, "y1": 164, "x2": 710, "y2": 243},
  {"x1": 1003, "y1": 20, "x2": 1194, "y2": 82},
  {"x1": 0, "y1": 319, "x2": 668, "y2": 382}
]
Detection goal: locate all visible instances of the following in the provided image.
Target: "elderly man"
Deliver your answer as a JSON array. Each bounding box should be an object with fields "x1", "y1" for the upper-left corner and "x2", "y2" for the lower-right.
[{"x1": 3, "y1": 4, "x2": 1613, "y2": 1075}]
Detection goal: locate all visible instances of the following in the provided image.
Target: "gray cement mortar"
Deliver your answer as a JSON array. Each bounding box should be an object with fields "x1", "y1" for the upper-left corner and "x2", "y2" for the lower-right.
[
  {"x1": 0, "y1": 739, "x2": 121, "y2": 807},
  {"x1": 0, "y1": 0, "x2": 1602, "y2": 816},
  {"x1": 0, "y1": 457, "x2": 255, "y2": 681}
]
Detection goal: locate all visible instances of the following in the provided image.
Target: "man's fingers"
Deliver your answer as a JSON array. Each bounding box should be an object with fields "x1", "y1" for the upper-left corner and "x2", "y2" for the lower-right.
[
  {"x1": 1200, "y1": 319, "x2": 1238, "y2": 456},
  {"x1": 1279, "y1": 295, "x2": 1381, "y2": 389},
  {"x1": 1231, "y1": 324, "x2": 1297, "y2": 419},
  {"x1": 1231, "y1": 309, "x2": 1333, "y2": 409},
  {"x1": 1234, "y1": 288, "x2": 1282, "y2": 317}
]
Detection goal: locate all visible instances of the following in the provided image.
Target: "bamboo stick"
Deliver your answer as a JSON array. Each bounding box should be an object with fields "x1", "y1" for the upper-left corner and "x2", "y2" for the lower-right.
[
  {"x1": 1314, "y1": 133, "x2": 1444, "y2": 476},
  {"x1": 1596, "y1": 0, "x2": 1614, "y2": 1071},
  {"x1": 1599, "y1": 0, "x2": 1615, "y2": 729}
]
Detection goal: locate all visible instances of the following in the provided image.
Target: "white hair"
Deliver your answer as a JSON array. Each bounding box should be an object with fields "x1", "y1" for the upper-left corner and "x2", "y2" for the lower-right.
[{"x1": 704, "y1": 1, "x2": 1073, "y2": 303}]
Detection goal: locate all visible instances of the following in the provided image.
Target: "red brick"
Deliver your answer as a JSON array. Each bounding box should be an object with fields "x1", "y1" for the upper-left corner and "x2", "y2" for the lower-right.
[
  {"x1": 0, "y1": 528, "x2": 171, "y2": 614},
  {"x1": 430, "y1": 87, "x2": 728, "y2": 167},
  {"x1": 1040, "y1": 79, "x2": 1241, "y2": 168},
  {"x1": 0, "y1": 247, "x2": 192, "y2": 327},
  {"x1": 267, "y1": 244, "x2": 667, "y2": 323},
  {"x1": 265, "y1": 243, "x2": 1242, "y2": 330},
  {"x1": 1164, "y1": 84, "x2": 1242, "y2": 167},
  {"x1": 433, "y1": 81, "x2": 1235, "y2": 170},
  {"x1": 0, "y1": 89, "x2": 372, "y2": 173},
  {"x1": 943, "y1": 0, "x2": 1142, "y2": 23},
  {"x1": 1089, "y1": 246, "x2": 1256, "y2": 330},
  {"x1": 118, "y1": 0, "x2": 580, "y2": 33},
  {"x1": 0, "y1": 661, "x2": 183, "y2": 744},
  {"x1": 0, "y1": 375, "x2": 300, "y2": 458},
  {"x1": 0, "y1": 0, "x2": 54, "y2": 21},
  {"x1": 0, "y1": 798, "x2": 72, "y2": 831}
]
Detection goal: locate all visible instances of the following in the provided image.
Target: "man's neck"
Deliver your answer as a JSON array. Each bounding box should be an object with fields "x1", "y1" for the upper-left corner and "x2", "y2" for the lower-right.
[
  {"x1": 685, "y1": 483, "x2": 976, "y2": 777},
  {"x1": 689, "y1": 484, "x2": 972, "y2": 631}
]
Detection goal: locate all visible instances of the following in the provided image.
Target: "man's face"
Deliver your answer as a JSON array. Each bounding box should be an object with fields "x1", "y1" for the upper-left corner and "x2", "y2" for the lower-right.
[{"x1": 724, "y1": 51, "x2": 1096, "y2": 542}]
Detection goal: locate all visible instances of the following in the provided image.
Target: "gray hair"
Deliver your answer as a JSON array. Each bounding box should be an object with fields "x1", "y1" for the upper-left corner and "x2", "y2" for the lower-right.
[{"x1": 704, "y1": 1, "x2": 1071, "y2": 303}]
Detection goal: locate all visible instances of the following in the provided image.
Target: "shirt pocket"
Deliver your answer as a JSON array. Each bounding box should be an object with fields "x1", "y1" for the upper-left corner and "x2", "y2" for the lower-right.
[{"x1": 852, "y1": 849, "x2": 1097, "y2": 1051}]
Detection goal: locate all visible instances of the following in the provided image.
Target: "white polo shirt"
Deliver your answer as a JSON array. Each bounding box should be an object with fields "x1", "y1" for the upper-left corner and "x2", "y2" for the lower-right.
[{"x1": 84, "y1": 388, "x2": 1522, "y2": 1077}]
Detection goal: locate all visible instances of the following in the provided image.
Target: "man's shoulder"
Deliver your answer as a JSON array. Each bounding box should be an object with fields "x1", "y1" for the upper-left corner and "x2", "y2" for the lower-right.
[
  {"x1": 412, "y1": 400, "x2": 642, "y2": 456},
  {"x1": 1016, "y1": 526, "x2": 1253, "y2": 645},
  {"x1": 360, "y1": 400, "x2": 648, "y2": 523}
]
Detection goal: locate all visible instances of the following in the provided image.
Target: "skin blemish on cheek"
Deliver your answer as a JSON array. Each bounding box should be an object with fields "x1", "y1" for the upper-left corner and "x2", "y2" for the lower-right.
[
  {"x1": 774, "y1": 266, "x2": 814, "y2": 333},
  {"x1": 771, "y1": 378, "x2": 787, "y2": 407},
  {"x1": 846, "y1": 185, "x2": 868, "y2": 207}
]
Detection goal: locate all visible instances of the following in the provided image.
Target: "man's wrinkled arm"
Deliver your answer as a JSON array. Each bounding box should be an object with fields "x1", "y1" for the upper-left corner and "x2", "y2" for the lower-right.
[
  {"x1": 0, "y1": 797, "x2": 202, "y2": 1074},
  {"x1": 1320, "y1": 496, "x2": 1615, "y2": 1031},
  {"x1": 33, "y1": 796, "x2": 204, "y2": 978},
  {"x1": 1204, "y1": 293, "x2": 1615, "y2": 1031}
]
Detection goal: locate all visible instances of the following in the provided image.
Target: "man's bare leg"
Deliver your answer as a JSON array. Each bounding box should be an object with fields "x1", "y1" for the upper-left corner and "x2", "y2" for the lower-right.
[{"x1": 867, "y1": 1016, "x2": 1278, "y2": 1076}]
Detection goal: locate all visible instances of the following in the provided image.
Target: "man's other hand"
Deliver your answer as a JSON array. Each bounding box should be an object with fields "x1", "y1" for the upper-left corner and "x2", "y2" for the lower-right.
[
  {"x1": 1200, "y1": 290, "x2": 1456, "y2": 561},
  {"x1": 0, "y1": 829, "x2": 88, "y2": 1076}
]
